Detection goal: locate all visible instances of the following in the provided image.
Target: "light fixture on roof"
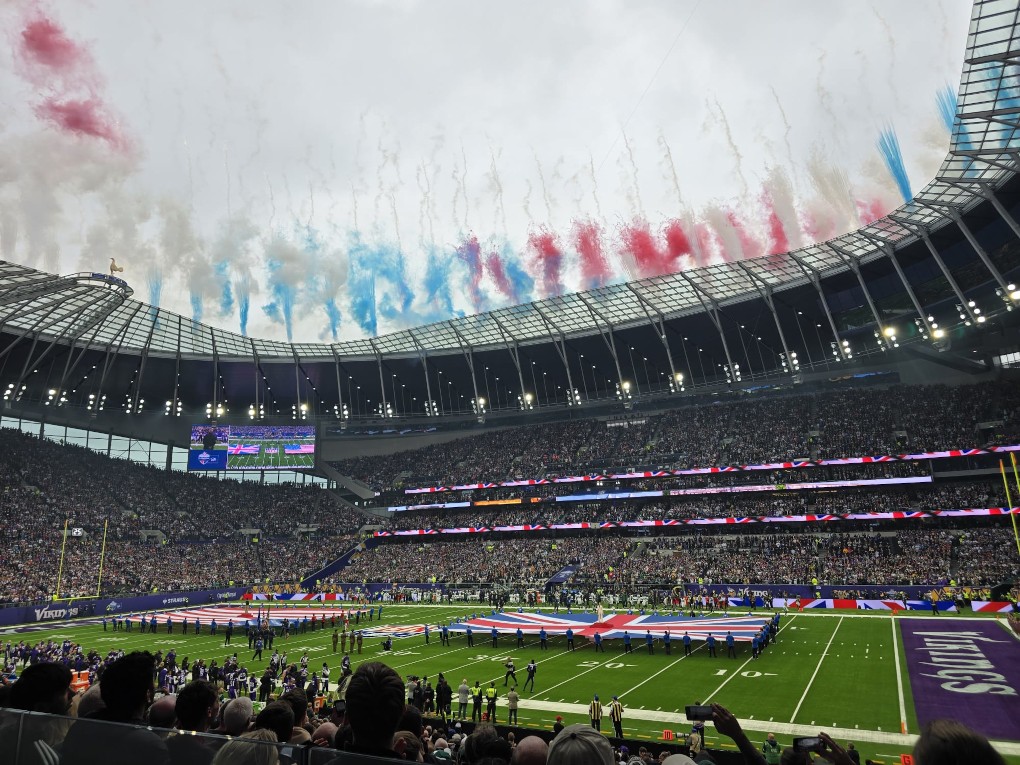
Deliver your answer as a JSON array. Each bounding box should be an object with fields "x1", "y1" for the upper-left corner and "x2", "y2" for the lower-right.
[
  {"x1": 669, "y1": 372, "x2": 684, "y2": 393},
  {"x1": 518, "y1": 392, "x2": 534, "y2": 411}
]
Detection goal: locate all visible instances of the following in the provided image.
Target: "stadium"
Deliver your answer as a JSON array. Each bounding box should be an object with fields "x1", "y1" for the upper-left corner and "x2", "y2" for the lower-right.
[{"x1": 1, "y1": 1, "x2": 1020, "y2": 765}]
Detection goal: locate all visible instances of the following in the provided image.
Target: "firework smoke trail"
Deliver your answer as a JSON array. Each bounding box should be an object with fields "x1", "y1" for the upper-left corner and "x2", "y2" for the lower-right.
[
  {"x1": 261, "y1": 229, "x2": 313, "y2": 342},
  {"x1": 725, "y1": 209, "x2": 762, "y2": 260},
  {"x1": 770, "y1": 86, "x2": 796, "y2": 169},
  {"x1": 455, "y1": 235, "x2": 485, "y2": 313},
  {"x1": 805, "y1": 151, "x2": 859, "y2": 231},
  {"x1": 572, "y1": 220, "x2": 611, "y2": 289},
  {"x1": 936, "y1": 84, "x2": 958, "y2": 134},
  {"x1": 485, "y1": 248, "x2": 516, "y2": 303},
  {"x1": 374, "y1": 247, "x2": 415, "y2": 322},
  {"x1": 488, "y1": 147, "x2": 509, "y2": 237},
  {"x1": 708, "y1": 98, "x2": 748, "y2": 198},
  {"x1": 877, "y1": 127, "x2": 912, "y2": 204},
  {"x1": 761, "y1": 167, "x2": 802, "y2": 252},
  {"x1": 658, "y1": 133, "x2": 684, "y2": 208},
  {"x1": 527, "y1": 228, "x2": 564, "y2": 298},
  {"x1": 210, "y1": 214, "x2": 260, "y2": 336},
  {"x1": 296, "y1": 222, "x2": 346, "y2": 342},
  {"x1": 620, "y1": 132, "x2": 645, "y2": 217},
  {"x1": 663, "y1": 218, "x2": 696, "y2": 271},
  {"x1": 620, "y1": 221, "x2": 665, "y2": 279},
  {"x1": 347, "y1": 232, "x2": 377, "y2": 335},
  {"x1": 424, "y1": 246, "x2": 455, "y2": 315},
  {"x1": 159, "y1": 200, "x2": 213, "y2": 325},
  {"x1": 588, "y1": 154, "x2": 603, "y2": 221},
  {"x1": 702, "y1": 205, "x2": 745, "y2": 263},
  {"x1": 17, "y1": 12, "x2": 129, "y2": 151}
]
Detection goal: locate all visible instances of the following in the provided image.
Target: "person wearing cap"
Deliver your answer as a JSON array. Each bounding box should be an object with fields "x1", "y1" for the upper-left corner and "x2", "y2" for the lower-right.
[
  {"x1": 609, "y1": 695, "x2": 624, "y2": 738},
  {"x1": 588, "y1": 693, "x2": 603, "y2": 731},
  {"x1": 762, "y1": 732, "x2": 781, "y2": 764},
  {"x1": 548, "y1": 723, "x2": 615, "y2": 765},
  {"x1": 623, "y1": 632, "x2": 632, "y2": 653},
  {"x1": 553, "y1": 715, "x2": 565, "y2": 735}
]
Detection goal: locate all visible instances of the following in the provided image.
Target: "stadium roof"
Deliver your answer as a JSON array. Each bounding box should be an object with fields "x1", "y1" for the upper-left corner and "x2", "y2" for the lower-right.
[{"x1": 1, "y1": 0, "x2": 1020, "y2": 424}]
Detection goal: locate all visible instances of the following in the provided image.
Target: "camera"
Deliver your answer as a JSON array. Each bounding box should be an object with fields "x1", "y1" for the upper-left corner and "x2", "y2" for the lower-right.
[
  {"x1": 685, "y1": 705, "x2": 713, "y2": 721},
  {"x1": 792, "y1": 737, "x2": 822, "y2": 752}
]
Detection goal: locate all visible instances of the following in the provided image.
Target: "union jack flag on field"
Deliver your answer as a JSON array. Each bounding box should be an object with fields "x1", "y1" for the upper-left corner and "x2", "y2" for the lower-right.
[
  {"x1": 446, "y1": 611, "x2": 770, "y2": 642},
  {"x1": 228, "y1": 444, "x2": 261, "y2": 455}
]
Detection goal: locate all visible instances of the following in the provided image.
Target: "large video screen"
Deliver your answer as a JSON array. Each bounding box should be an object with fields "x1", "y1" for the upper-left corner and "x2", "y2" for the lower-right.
[{"x1": 188, "y1": 424, "x2": 316, "y2": 471}]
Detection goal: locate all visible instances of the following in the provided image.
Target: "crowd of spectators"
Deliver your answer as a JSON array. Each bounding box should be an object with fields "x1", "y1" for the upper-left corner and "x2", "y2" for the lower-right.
[
  {"x1": 332, "y1": 537, "x2": 632, "y2": 587},
  {"x1": 333, "y1": 380, "x2": 1020, "y2": 491},
  {"x1": 0, "y1": 427, "x2": 365, "y2": 604},
  {"x1": 379, "y1": 480, "x2": 998, "y2": 530},
  {"x1": 336, "y1": 525, "x2": 1019, "y2": 589}
]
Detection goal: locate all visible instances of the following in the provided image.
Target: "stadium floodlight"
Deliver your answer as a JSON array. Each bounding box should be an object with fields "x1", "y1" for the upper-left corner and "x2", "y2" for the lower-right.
[
  {"x1": 471, "y1": 397, "x2": 487, "y2": 415},
  {"x1": 425, "y1": 400, "x2": 439, "y2": 416},
  {"x1": 566, "y1": 387, "x2": 582, "y2": 406},
  {"x1": 933, "y1": 328, "x2": 946, "y2": 339},
  {"x1": 518, "y1": 392, "x2": 534, "y2": 411},
  {"x1": 615, "y1": 381, "x2": 633, "y2": 401},
  {"x1": 669, "y1": 372, "x2": 685, "y2": 393},
  {"x1": 723, "y1": 363, "x2": 741, "y2": 383}
]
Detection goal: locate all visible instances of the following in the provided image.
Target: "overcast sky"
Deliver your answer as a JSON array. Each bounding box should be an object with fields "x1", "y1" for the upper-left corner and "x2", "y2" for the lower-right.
[{"x1": 0, "y1": 0, "x2": 972, "y2": 343}]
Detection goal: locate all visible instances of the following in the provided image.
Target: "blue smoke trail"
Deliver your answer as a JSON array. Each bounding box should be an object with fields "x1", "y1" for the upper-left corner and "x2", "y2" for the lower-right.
[
  {"x1": 324, "y1": 298, "x2": 341, "y2": 341},
  {"x1": 375, "y1": 243, "x2": 414, "y2": 318},
  {"x1": 215, "y1": 261, "x2": 234, "y2": 315},
  {"x1": 348, "y1": 233, "x2": 377, "y2": 335},
  {"x1": 264, "y1": 258, "x2": 296, "y2": 341},
  {"x1": 877, "y1": 128, "x2": 912, "y2": 204},
  {"x1": 147, "y1": 274, "x2": 163, "y2": 327},
  {"x1": 424, "y1": 246, "x2": 454, "y2": 315},
  {"x1": 503, "y1": 248, "x2": 534, "y2": 304},
  {"x1": 936, "y1": 84, "x2": 958, "y2": 134},
  {"x1": 239, "y1": 293, "x2": 250, "y2": 337},
  {"x1": 262, "y1": 301, "x2": 282, "y2": 324},
  {"x1": 147, "y1": 276, "x2": 163, "y2": 309},
  {"x1": 190, "y1": 293, "x2": 203, "y2": 324}
]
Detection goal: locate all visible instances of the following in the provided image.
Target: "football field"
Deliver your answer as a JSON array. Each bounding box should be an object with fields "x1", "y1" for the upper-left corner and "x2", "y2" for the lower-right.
[
  {"x1": 7, "y1": 604, "x2": 1020, "y2": 765},
  {"x1": 187, "y1": 439, "x2": 315, "y2": 470}
]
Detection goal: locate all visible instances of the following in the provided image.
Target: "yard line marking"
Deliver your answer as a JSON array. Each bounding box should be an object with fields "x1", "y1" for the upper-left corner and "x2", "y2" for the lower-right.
[
  {"x1": 702, "y1": 615, "x2": 797, "y2": 703},
  {"x1": 617, "y1": 644, "x2": 706, "y2": 699},
  {"x1": 790, "y1": 616, "x2": 843, "y2": 724},
  {"x1": 891, "y1": 616, "x2": 908, "y2": 735}
]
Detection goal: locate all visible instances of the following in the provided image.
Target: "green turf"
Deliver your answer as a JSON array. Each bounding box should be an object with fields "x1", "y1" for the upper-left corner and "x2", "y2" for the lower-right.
[{"x1": 7, "y1": 604, "x2": 1019, "y2": 765}]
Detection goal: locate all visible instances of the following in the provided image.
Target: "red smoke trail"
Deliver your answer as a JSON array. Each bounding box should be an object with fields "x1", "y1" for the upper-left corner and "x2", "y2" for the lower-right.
[
  {"x1": 620, "y1": 221, "x2": 666, "y2": 278},
  {"x1": 855, "y1": 198, "x2": 888, "y2": 225},
  {"x1": 725, "y1": 211, "x2": 761, "y2": 262},
  {"x1": 663, "y1": 219, "x2": 694, "y2": 272},
  {"x1": 456, "y1": 235, "x2": 485, "y2": 312},
  {"x1": 572, "y1": 220, "x2": 611, "y2": 289},
  {"x1": 761, "y1": 194, "x2": 790, "y2": 256},
  {"x1": 21, "y1": 17, "x2": 83, "y2": 71},
  {"x1": 485, "y1": 250, "x2": 514, "y2": 302},
  {"x1": 527, "y1": 228, "x2": 564, "y2": 297},
  {"x1": 760, "y1": 193, "x2": 791, "y2": 269},
  {"x1": 16, "y1": 12, "x2": 129, "y2": 151},
  {"x1": 35, "y1": 99, "x2": 123, "y2": 145}
]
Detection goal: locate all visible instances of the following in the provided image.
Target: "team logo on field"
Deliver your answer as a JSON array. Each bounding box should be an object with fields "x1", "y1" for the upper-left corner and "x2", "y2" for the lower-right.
[{"x1": 357, "y1": 624, "x2": 426, "y2": 638}]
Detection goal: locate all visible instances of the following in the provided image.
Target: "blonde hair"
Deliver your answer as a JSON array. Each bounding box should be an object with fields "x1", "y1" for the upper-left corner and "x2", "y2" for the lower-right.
[{"x1": 211, "y1": 729, "x2": 280, "y2": 765}]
